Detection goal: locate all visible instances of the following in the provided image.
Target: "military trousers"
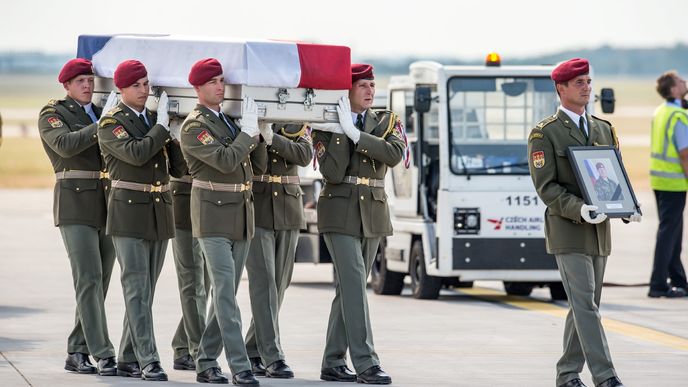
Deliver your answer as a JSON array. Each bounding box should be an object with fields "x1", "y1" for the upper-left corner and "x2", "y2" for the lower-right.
[
  {"x1": 322, "y1": 233, "x2": 380, "y2": 374},
  {"x1": 555, "y1": 253, "x2": 617, "y2": 386},
  {"x1": 196, "y1": 237, "x2": 251, "y2": 375},
  {"x1": 245, "y1": 227, "x2": 299, "y2": 365},
  {"x1": 170, "y1": 228, "x2": 209, "y2": 360},
  {"x1": 59, "y1": 225, "x2": 116, "y2": 359},
  {"x1": 112, "y1": 236, "x2": 168, "y2": 368}
]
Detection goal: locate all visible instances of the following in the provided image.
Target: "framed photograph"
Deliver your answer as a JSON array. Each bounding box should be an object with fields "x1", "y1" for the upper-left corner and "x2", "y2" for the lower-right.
[{"x1": 566, "y1": 146, "x2": 641, "y2": 218}]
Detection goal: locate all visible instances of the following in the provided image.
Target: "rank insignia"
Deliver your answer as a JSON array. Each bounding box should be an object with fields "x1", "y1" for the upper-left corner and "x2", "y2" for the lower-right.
[
  {"x1": 529, "y1": 131, "x2": 544, "y2": 142},
  {"x1": 47, "y1": 117, "x2": 64, "y2": 128},
  {"x1": 197, "y1": 130, "x2": 214, "y2": 145},
  {"x1": 99, "y1": 118, "x2": 117, "y2": 127},
  {"x1": 315, "y1": 141, "x2": 326, "y2": 159},
  {"x1": 532, "y1": 151, "x2": 545, "y2": 169},
  {"x1": 112, "y1": 125, "x2": 129, "y2": 139}
]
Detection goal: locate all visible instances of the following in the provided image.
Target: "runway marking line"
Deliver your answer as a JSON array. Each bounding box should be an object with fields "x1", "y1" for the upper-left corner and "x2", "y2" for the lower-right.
[{"x1": 457, "y1": 287, "x2": 688, "y2": 351}]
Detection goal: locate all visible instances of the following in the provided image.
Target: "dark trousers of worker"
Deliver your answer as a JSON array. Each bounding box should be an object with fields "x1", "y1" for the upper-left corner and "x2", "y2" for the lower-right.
[
  {"x1": 112, "y1": 236, "x2": 168, "y2": 367},
  {"x1": 170, "y1": 228, "x2": 209, "y2": 360},
  {"x1": 195, "y1": 237, "x2": 251, "y2": 375},
  {"x1": 322, "y1": 233, "x2": 380, "y2": 374},
  {"x1": 245, "y1": 227, "x2": 299, "y2": 366},
  {"x1": 59, "y1": 225, "x2": 116, "y2": 360},
  {"x1": 555, "y1": 253, "x2": 617, "y2": 386},
  {"x1": 650, "y1": 190, "x2": 688, "y2": 292}
]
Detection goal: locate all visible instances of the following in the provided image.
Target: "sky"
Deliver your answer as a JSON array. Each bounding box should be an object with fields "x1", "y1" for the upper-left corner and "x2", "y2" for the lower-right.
[{"x1": 4, "y1": 0, "x2": 687, "y2": 60}]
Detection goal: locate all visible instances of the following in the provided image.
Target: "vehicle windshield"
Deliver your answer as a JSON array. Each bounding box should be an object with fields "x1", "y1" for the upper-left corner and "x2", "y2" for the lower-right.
[{"x1": 447, "y1": 76, "x2": 558, "y2": 175}]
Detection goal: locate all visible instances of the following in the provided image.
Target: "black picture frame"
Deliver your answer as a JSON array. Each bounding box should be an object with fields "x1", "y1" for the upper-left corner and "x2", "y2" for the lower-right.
[{"x1": 566, "y1": 146, "x2": 641, "y2": 218}]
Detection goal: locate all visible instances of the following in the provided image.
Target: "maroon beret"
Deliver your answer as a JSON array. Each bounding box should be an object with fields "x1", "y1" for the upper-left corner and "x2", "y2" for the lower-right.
[
  {"x1": 551, "y1": 58, "x2": 589, "y2": 83},
  {"x1": 188, "y1": 58, "x2": 224, "y2": 86},
  {"x1": 114, "y1": 60, "x2": 148, "y2": 88},
  {"x1": 58, "y1": 58, "x2": 94, "y2": 83},
  {"x1": 351, "y1": 63, "x2": 374, "y2": 84}
]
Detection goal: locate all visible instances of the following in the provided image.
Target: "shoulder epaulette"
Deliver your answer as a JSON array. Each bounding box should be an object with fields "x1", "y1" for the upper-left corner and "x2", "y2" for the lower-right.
[
  {"x1": 536, "y1": 114, "x2": 558, "y2": 130},
  {"x1": 40, "y1": 106, "x2": 57, "y2": 116},
  {"x1": 102, "y1": 106, "x2": 123, "y2": 117},
  {"x1": 190, "y1": 110, "x2": 203, "y2": 119},
  {"x1": 591, "y1": 114, "x2": 612, "y2": 127},
  {"x1": 47, "y1": 99, "x2": 59, "y2": 106}
]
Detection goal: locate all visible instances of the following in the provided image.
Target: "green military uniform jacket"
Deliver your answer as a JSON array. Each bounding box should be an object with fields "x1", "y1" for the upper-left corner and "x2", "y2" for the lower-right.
[
  {"x1": 313, "y1": 109, "x2": 405, "y2": 238},
  {"x1": 180, "y1": 104, "x2": 267, "y2": 240},
  {"x1": 98, "y1": 102, "x2": 186, "y2": 240},
  {"x1": 38, "y1": 96, "x2": 108, "y2": 227},
  {"x1": 254, "y1": 124, "x2": 312, "y2": 230},
  {"x1": 528, "y1": 109, "x2": 619, "y2": 256}
]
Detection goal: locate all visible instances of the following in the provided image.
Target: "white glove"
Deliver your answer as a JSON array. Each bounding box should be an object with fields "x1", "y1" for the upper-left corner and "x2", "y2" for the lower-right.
[
  {"x1": 101, "y1": 91, "x2": 118, "y2": 115},
  {"x1": 239, "y1": 96, "x2": 259, "y2": 137},
  {"x1": 580, "y1": 204, "x2": 607, "y2": 224},
  {"x1": 623, "y1": 202, "x2": 642, "y2": 223},
  {"x1": 309, "y1": 122, "x2": 344, "y2": 133},
  {"x1": 336, "y1": 96, "x2": 361, "y2": 143},
  {"x1": 259, "y1": 122, "x2": 274, "y2": 145},
  {"x1": 156, "y1": 91, "x2": 170, "y2": 129},
  {"x1": 169, "y1": 120, "x2": 182, "y2": 141}
]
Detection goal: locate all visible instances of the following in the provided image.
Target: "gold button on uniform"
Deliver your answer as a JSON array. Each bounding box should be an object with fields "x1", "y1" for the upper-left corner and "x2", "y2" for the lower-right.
[
  {"x1": 360, "y1": 196, "x2": 364, "y2": 200},
  {"x1": 155, "y1": 198, "x2": 160, "y2": 202},
  {"x1": 272, "y1": 159, "x2": 277, "y2": 163},
  {"x1": 217, "y1": 200, "x2": 221, "y2": 204},
  {"x1": 154, "y1": 163, "x2": 158, "y2": 168},
  {"x1": 76, "y1": 187, "x2": 80, "y2": 191},
  {"x1": 274, "y1": 192, "x2": 278, "y2": 196},
  {"x1": 128, "y1": 199, "x2": 132, "y2": 203},
  {"x1": 156, "y1": 181, "x2": 161, "y2": 185}
]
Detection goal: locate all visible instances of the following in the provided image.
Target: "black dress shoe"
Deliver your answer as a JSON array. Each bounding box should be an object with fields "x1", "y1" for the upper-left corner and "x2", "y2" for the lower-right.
[
  {"x1": 97, "y1": 357, "x2": 117, "y2": 376},
  {"x1": 266, "y1": 359, "x2": 294, "y2": 378},
  {"x1": 196, "y1": 367, "x2": 229, "y2": 384},
  {"x1": 596, "y1": 376, "x2": 624, "y2": 387},
  {"x1": 320, "y1": 365, "x2": 357, "y2": 382},
  {"x1": 232, "y1": 370, "x2": 259, "y2": 385},
  {"x1": 142, "y1": 361, "x2": 168, "y2": 381},
  {"x1": 64, "y1": 352, "x2": 97, "y2": 374},
  {"x1": 117, "y1": 361, "x2": 142, "y2": 378},
  {"x1": 249, "y1": 357, "x2": 266, "y2": 376},
  {"x1": 648, "y1": 287, "x2": 687, "y2": 298},
  {"x1": 357, "y1": 365, "x2": 391, "y2": 385},
  {"x1": 558, "y1": 378, "x2": 588, "y2": 387},
  {"x1": 174, "y1": 354, "x2": 196, "y2": 370}
]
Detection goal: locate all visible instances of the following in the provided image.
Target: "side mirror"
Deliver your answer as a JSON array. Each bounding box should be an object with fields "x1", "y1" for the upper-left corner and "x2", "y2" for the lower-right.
[
  {"x1": 414, "y1": 87, "x2": 432, "y2": 113},
  {"x1": 600, "y1": 88, "x2": 615, "y2": 114}
]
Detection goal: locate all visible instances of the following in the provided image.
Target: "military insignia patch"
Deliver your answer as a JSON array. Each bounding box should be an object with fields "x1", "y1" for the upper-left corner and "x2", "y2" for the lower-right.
[
  {"x1": 40, "y1": 107, "x2": 56, "y2": 115},
  {"x1": 197, "y1": 130, "x2": 214, "y2": 145},
  {"x1": 47, "y1": 117, "x2": 64, "y2": 128},
  {"x1": 184, "y1": 121, "x2": 202, "y2": 132},
  {"x1": 112, "y1": 125, "x2": 129, "y2": 139},
  {"x1": 315, "y1": 141, "x2": 326, "y2": 159},
  {"x1": 99, "y1": 118, "x2": 117, "y2": 127},
  {"x1": 532, "y1": 151, "x2": 545, "y2": 168},
  {"x1": 529, "y1": 131, "x2": 544, "y2": 142}
]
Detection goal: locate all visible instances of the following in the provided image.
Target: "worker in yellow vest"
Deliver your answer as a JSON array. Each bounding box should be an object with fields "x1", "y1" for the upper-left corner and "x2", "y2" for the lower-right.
[{"x1": 649, "y1": 70, "x2": 688, "y2": 298}]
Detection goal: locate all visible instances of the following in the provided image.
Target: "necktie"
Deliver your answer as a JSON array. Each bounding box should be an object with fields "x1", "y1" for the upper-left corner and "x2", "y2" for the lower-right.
[
  {"x1": 356, "y1": 114, "x2": 364, "y2": 130},
  {"x1": 138, "y1": 112, "x2": 150, "y2": 129},
  {"x1": 220, "y1": 112, "x2": 237, "y2": 137},
  {"x1": 578, "y1": 116, "x2": 587, "y2": 140},
  {"x1": 81, "y1": 106, "x2": 98, "y2": 122}
]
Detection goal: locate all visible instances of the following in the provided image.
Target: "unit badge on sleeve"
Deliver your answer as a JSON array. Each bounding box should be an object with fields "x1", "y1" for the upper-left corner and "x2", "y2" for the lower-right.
[
  {"x1": 531, "y1": 151, "x2": 545, "y2": 168},
  {"x1": 112, "y1": 125, "x2": 129, "y2": 139},
  {"x1": 197, "y1": 130, "x2": 215, "y2": 145},
  {"x1": 47, "y1": 117, "x2": 64, "y2": 128}
]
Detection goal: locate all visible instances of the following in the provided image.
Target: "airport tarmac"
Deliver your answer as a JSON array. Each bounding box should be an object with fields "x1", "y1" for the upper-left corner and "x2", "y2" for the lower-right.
[{"x1": 1, "y1": 189, "x2": 686, "y2": 386}]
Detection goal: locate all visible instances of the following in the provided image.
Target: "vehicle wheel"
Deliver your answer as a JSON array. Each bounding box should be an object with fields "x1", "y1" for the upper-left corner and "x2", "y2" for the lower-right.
[
  {"x1": 371, "y1": 238, "x2": 405, "y2": 295},
  {"x1": 549, "y1": 282, "x2": 568, "y2": 301},
  {"x1": 503, "y1": 282, "x2": 533, "y2": 296},
  {"x1": 409, "y1": 240, "x2": 442, "y2": 299}
]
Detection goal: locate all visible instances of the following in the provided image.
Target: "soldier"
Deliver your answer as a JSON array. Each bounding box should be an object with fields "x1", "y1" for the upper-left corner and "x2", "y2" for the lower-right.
[
  {"x1": 38, "y1": 58, "x2": 117, "y2": 376},
  {"x1": 98, "y1": 59, "x2": 186, "y2": 381},
  {"x1": 169, "y1": 118, "x2": 209, "y2": 372},
  {"x1": 244, "y1": 121, "x2": 312, "y2": 378},
  {"x1": 593, "y1": 162, "x2": 622, "y2": 201},
  {"x1": 528, "y1": 58, "x2": 640, "y2": 387},
  {"x1": 180, "y1": 58, "x2": 267, "y2": 385},
  {"x1": 310, "y1": 64, "x2": 404, "y2": 385}
]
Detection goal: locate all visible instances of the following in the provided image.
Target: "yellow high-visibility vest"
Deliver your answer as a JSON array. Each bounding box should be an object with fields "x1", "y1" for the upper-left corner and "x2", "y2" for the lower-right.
[{"x1": 650, "y1": 103, "x2": 688, "y2": 191}]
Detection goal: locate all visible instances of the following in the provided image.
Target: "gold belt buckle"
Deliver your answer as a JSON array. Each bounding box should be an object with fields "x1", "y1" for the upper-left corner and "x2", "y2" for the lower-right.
[
  {"x1": 100, "y1": 171, "x2": 109, "y2": 179},
  {"x1": 150, "y1": 185, "x2": 163, "y2": 193},
  {"x1": 269, "y1": 175, "x2": 282, "y2": 183},
  {"x1": 239, "y1": 183, "x2": 249, "y2": 192},
  {"x1": 357, "y1": 177, "x2": 370, "y2": 186}
]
